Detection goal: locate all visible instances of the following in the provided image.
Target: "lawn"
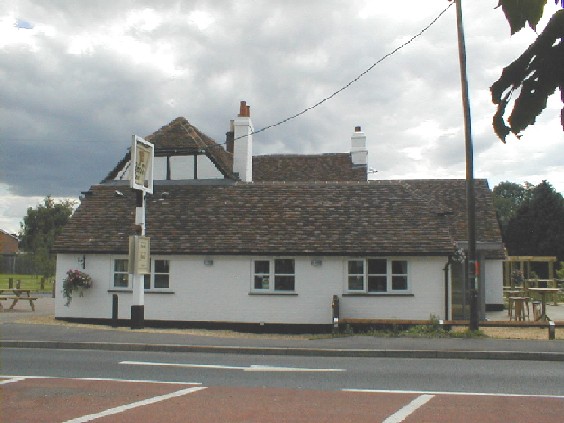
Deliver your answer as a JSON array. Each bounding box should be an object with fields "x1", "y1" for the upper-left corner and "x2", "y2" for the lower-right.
[{"x1": 0, "y1": 274, "x2": 54, "y2": 293}]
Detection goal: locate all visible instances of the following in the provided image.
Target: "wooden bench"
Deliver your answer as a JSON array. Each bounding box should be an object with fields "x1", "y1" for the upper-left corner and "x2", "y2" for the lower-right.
[
  {"x1": 0, "y1": 296, "x2": 38, "y2": 311},
  {"x1": 0, "y1": 296, "x2": 7, "y2": 311}
]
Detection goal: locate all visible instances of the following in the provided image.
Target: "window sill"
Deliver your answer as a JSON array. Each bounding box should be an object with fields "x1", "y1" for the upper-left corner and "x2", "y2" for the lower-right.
[
  {"x1": 249, "y1": 292, "x2": 298, "y2": 296},
  {"x1": 108, "y1": 289, "x2": 132, "y2": 293},
  {"x1": 343, "y1": 293, "x2": 414, "y2": 297},
  {"x1": 145, "y1": 290, "x2": 175, "y2": 294}
]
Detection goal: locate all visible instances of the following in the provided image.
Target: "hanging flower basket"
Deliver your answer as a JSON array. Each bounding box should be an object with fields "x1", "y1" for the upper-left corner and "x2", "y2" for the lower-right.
[{"x1": 62, "y1": 269, "x2": 93, "y2": 306}]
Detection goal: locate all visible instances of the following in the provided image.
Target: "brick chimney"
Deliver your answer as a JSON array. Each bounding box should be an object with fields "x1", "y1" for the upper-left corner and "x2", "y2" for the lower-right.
[
  {"x1": 350, "y1": 126, "x2": 367, "y2": 166},
  {"x1": 233, "y1": 100, "x2": 253, "y2": 182}
]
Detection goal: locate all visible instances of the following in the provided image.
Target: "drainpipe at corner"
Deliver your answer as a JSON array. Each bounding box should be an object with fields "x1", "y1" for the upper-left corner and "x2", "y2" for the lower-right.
[{"x1": 443, "y1": 257, "x2": 452, "y2": 321}]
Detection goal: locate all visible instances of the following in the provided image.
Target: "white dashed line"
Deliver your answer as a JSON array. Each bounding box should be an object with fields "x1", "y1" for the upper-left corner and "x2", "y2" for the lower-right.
[
  {"x1": 382, "y1": 394, "x2": 434, "y2": 423},
  {"x1": 343, "y1": 388, "x2": 564, "y2": 399},
  {"x1": 61, "y1": 386, "x2": 207, "y2": 423}
]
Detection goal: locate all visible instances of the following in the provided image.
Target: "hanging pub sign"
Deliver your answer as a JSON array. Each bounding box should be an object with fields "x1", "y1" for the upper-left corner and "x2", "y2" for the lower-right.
[
  {"x1": 128, "y1": 235, "x2": 151, "y2": 275},
  {"x1": 130, "y1": 135, "x2": 154, "y2": 194}
]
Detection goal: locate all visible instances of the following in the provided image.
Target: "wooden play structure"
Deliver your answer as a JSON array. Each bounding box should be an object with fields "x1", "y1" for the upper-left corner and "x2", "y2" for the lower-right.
[{"x1": 503, "y1": 256, "x2": 557, "y2": 288}]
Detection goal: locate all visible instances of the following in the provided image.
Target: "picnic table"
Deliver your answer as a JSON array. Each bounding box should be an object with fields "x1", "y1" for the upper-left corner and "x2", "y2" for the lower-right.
[
  {"x1": 0, "y1": 289, "x2": 38, "y2": 311},
  {"x1": 527, "y1": 287, "x2": 560, "y2": 321}
]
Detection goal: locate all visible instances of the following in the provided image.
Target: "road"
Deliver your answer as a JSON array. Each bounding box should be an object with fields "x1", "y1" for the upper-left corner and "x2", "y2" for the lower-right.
[
  {"x1": 3, "y1": 348, "x2": 564, "y2": 394},
  {"x1": 2, "y1": 348, "x2": 564, "y2": 422}
]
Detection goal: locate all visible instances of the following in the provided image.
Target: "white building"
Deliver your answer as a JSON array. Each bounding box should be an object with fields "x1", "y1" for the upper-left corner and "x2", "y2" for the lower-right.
[{"x1": 53, "y1": 102, "x2": 504, "y2": 331}]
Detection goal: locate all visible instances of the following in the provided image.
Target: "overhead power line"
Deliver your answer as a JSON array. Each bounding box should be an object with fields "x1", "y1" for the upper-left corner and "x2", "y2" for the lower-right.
[{"x1": 232, "y1": 2, "x2": 455, "y2": 141}]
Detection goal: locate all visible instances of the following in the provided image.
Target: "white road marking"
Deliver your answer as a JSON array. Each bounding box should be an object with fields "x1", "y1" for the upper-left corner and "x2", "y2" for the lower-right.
[
  {"x1": 121, "y1": 361, "x2": 246, "y2": 370},
  {"x1": 245, "y1": 364, "x2": 344, "y2": 372},
  {"x1": 343, "y1": 388, "x2": 564, "y2": 399},
  {"x1": 0, "y1": 374, "x2": 201, "y2": 385},
  {"x1": 382, "y1": 394, "x2": 434, "y2": 423},
  {"x1": 0, "y1": 376, "x2": 27, "y2": 385},
  {"x1": 120, "y1": 360, "x2": 345, "y2": 372},
  {"x1": 61, "y1": 386, "x2": 207, "y2": 423}
]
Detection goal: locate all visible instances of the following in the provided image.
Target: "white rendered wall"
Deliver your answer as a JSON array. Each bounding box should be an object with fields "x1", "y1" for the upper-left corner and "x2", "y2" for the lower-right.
[
  {"x1": 169, "y1": 156, "x2": 223, "y2": 179},
  {"x1": 339, "y1": 257, "x2": 448, "y2": 320},
  {"x1": 484, "y1": 259, "x2": 504, "y2": 306},
  {"x1": 153, "y1": 157, "x2": 167, "y2": 180},
  {"x1": 56, "y1": 254, "x2": 451, "y2": 323}
]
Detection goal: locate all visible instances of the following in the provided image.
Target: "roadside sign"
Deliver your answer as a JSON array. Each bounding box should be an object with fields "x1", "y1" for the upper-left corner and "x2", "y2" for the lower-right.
[
  {"x1": 128, "y1": 235, "x2": 151, "y2": 275},
  {"x1": 130, "y1": 135, "x2": 154, "y2": 194}
]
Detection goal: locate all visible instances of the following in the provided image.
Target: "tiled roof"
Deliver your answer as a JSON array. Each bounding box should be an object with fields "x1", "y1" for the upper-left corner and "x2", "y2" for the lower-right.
[
  {"x1": 400, "y1": 179, "x2": 504, "y2": 259},
  {"x1": 53, "y1": 181, "x2": 456, "y2": 256},
  {"x1": 103, "y1": 117, "x2": 234, "y2": 181},
  {"x1": 253, "y1": 154, "x2": 367, "y2": 182},
  {"x1": 401, "y1": 179, "x2": 502, "y2": 244}
]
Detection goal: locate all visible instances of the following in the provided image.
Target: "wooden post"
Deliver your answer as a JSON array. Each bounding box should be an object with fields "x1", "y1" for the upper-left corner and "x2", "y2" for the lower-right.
[{"x1": 548, "y1": 321, "x2": 556, "y2": 340}]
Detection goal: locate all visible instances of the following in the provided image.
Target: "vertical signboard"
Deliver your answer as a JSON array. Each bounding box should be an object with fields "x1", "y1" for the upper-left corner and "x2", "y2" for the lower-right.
[
  {"x1": 130, "y1": 135, "x2": 154, "y2": 194},
  {"x1": 128, "y1": 236, "x2": 151, "y2": 275}
]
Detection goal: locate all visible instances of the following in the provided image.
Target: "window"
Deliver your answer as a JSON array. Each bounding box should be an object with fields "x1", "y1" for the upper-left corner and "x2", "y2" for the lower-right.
[
  {"x1": 347, "y1": 258, "x2": 408, "y2": 293},
  {"x1": 144, "y1": 259, "x2": 170, "y2": 290},
  {"x1": 113, "y1": 259, "x2": 129, "y2": 288},
  {"x1": 253, "y1": 259, "x2": 295, "y2": 292}
]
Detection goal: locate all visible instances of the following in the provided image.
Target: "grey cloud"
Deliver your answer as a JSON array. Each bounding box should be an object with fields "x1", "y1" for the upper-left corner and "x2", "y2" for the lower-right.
[{"x1": 1, "y1": 0, "x2": 562, "y2": 204}]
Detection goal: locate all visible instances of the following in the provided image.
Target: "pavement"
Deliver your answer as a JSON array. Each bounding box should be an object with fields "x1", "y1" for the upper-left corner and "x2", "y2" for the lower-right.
[{"x1": 1, "y1": 297, "x2": 564, "y2": 361}]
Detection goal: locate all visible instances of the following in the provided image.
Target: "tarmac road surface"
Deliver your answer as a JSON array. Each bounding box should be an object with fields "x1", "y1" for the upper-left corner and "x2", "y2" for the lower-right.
[{"x1": 2, "y1": 376, "x2": 564, "y2": 423}]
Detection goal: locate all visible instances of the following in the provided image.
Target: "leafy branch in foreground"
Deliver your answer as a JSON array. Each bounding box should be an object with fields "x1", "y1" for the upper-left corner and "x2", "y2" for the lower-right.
[{"x1": 491, "y1": 7, "x2": 564, "y2": 141}]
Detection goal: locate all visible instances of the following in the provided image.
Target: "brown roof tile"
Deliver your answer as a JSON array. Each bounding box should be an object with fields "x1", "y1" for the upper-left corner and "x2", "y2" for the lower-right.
[
  {"x1": 401, "y1": 179, "x2": 502, "y2": 243},
  {"x1": 253, "y1": 154, "x2": 367, "y2": 182},
  {"x1": 401, "y1": 179, "x2": 504, "y2": 259},
  {"x1": 54, "y1": 181, "x2": 455, "y2": 256},
  {"x1": 103, "y1": 117, "x2": 234, "y2": 181}
]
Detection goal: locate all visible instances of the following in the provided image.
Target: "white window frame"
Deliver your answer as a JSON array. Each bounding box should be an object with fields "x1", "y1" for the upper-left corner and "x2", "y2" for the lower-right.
[
  {"x1": 251, "y1": 258, "x2": 296, "y2": 293},
  {"x1": 144, "y1": 258, "x2": 171, "y2": 291},
  {"x1": 346, "y1": 258, "x2": 409, "y2": 294},
  {"x1": 112, "y1": 257, "x2": 130, "y2": 290}
]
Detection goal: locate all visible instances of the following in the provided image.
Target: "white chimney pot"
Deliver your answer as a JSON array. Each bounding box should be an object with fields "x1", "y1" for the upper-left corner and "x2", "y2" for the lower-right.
[
  {"x1": 351, "y1": 126, "x2": 367, "y2": 166},
  {"x1": 233, "y1": 101, "x2": 253, "y2": 182}
]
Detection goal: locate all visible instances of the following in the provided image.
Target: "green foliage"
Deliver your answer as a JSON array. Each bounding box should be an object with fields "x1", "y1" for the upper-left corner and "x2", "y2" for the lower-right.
[
  {"x1": 496, "y1": 0, "x2": 548, "y2": 34},
  {"x1": 492, "y1": 6, "x2": 564, "y2": 140},
  {"x1": 335, "y1": 315, "x2": 486, "y2": 339},
  {"x1": 504, "y1": 181, "x2": 564, "y2": 261},
  {"x1": 0, "y1": 274, "x2": 52, "y2": 292},
  {"x1": 62, "y1": 269, "x2": 93, "y2": 306},
  {"x1": 492, "y1": 181, "x2": 532, "y2": 232},
  {"x1": 19, "y1": 196, "x2": 75, "y2": 278}
]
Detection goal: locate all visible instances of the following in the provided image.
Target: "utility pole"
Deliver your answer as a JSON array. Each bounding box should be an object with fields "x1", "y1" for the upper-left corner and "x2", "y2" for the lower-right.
[{"x1": 455, "y1": 0, "x2": 479, "y2": 331}]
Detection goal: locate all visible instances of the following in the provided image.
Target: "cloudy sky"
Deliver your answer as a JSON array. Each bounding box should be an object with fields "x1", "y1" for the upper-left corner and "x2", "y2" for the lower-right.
[{"x1": 1, "y1": 0, "x2": 563, "y2": 234}]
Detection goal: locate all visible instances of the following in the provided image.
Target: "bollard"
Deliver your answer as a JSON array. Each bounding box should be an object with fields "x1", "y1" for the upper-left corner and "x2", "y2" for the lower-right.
[
  {"x1": 548, "y1": 321, "x2": 556, "y2": 340},
  {"x1": 331, "y1": 295, "x2": 340, "y2": 335},
  {"x1": 112, "y1": 294, "x2": 119, "y2": 327}
]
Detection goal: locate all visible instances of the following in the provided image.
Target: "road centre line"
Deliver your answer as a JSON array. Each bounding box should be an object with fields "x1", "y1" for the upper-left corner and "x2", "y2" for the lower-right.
[
  {"x1": 61, "y1": 386, "x2": 207, "y2": 423},
  {"x1": 343, "y1": 388, "x2": 564, "y2": 399},
  {"x1": 383, "y1": 394, "x2": 434, "y2": 423},
  {"x1": 120, "y1": 360, "x2": 345, "y2": 372}
]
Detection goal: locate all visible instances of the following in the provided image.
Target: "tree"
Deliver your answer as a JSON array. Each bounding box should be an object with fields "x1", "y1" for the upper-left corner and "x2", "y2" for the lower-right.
[
  {"x1": 504, "y1": 181, "x2": 564, "y2": 261},
  {"x1": 19, "y1": 196, "x2": 75, "y2": 278},
  {"x1": 491, "y1": 1, "x2": 564, "y2": 141},
  {"x1": 492, "y1": 181, "x2": 531, "y2": 233}
]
